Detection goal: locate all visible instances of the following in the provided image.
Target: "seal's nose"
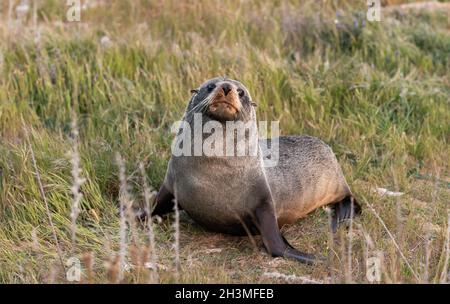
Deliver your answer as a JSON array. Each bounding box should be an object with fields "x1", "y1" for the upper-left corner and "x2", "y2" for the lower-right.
[{"x1": 222, "y1": 83, "x2": 231, "y2": 96}]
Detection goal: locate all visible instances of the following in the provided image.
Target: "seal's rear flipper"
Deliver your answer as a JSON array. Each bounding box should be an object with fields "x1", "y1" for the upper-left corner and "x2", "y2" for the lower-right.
[
  {"x1": 255, "y1": 201, "x2": 318, "y2": 265},
  {"x1": 137, "y1": 184, "x2": 176, "y2": 222},
  {"x1": 330, "y1": 195, "x2": 361, "y2": 233},
  {"x1": 139, "y1": 184, "x2": 176, "y2": 220}
]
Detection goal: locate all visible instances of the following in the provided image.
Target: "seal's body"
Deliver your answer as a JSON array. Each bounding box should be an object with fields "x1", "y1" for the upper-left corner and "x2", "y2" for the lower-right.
[
  {"x1": 265, "y1": 136, "x2": 354, "y2": 227},
  {"x1": 151, "y1": 77, "x2": 360, "y2": 263}
]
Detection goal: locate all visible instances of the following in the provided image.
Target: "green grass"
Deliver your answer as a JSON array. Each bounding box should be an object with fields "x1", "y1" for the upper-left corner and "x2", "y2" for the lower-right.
[{"x1": 0, "y1": 0, "x2": 449, "y2": 283}]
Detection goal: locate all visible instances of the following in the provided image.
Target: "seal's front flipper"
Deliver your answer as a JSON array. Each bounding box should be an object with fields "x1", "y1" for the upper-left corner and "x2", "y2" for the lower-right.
[
  {"x1": 330, "y1": 195, "x2": 361, "y2": 233},
  {"x1": 151, "y1": 184, "x2": 176, "y2": 217},
  {"x1": 255, "y1": 201, "x2": 316, "y2": 265}
]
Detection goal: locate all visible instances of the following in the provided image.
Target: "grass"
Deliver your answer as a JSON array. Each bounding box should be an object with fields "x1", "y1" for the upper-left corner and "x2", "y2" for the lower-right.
[{"x1": 0, "y1": 0, "x2": 449, "y2": 283}]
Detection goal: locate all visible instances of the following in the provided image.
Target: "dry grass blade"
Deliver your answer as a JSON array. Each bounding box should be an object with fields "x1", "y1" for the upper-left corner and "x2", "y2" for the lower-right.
[
  {"x1": 69, "y1": 113, "x2": 85, "y2": 253},
  {"x1": 365, "y1": 198, "x2": 420, "y2": 282},
  {"x1": 22, "y1": 121, "x2": 65, "y2": 273},
  {"x1": 173, "y1": 198, "x2": 181, "y2": 282},
  {"x1": 115, "y1": 153, "x2": 130, "y2": 282},
  {"x1": 263, "y1": 271, "x2": 323, "y2": 284},
  {"x1": 345, "y1": 198, "x2": 355, "y2": 283},
  {"x1": 139, "y1": 162, "x2": 159, "y2": 283},
  {"x1": 439, "y1": 211, "x2": 450, "y2": 283}
]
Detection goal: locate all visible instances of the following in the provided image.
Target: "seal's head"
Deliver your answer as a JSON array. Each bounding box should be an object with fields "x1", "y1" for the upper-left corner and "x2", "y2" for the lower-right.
[{"x1": 187, "y1": 77, "x2": 256, "y2": 123}]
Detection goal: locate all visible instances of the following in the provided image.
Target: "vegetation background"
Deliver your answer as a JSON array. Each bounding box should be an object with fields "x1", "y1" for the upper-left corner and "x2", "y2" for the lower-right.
[{"x1": 0, "y1": 0, "x2": 448, "y2": 283}]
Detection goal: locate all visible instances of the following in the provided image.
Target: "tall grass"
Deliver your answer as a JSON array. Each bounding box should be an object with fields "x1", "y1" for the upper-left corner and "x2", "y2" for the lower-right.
[{"x1": 0, "y1": 0, "x2": 448, "y2": 283}]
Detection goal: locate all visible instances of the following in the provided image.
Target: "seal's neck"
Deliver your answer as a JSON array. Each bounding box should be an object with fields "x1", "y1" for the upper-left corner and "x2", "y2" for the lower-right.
[{"x1": 186, "y1": 114, "x2": 259, "y2": 158}]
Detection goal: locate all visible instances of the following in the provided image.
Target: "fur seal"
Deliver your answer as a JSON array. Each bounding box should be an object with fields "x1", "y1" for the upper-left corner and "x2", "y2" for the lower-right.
[{"x1": 150, "y1": 77, "x2": 360, "y2": 264}]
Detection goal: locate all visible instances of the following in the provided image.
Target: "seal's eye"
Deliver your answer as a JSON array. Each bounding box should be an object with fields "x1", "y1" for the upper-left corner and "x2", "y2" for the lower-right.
[
  {"x1": 207, "y1": 83, "x2": 216, "y2": 92},
  {"x1": 237, "y1": 88, "x2": 245, "y2": 97}
]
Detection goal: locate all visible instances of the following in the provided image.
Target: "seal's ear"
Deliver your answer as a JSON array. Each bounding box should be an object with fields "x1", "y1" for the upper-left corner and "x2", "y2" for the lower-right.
[
  {"x1": 251, "y1": 101, "x2": 257, "y2": 107},
  {"x1": 190, "y1": 89, "x2": 199, "y2": 94}
]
